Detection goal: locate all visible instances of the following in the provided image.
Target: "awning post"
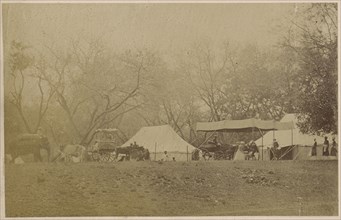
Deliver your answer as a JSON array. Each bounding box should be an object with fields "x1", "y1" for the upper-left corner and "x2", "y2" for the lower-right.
[
  {"x1": 291, "y1": 127, "x2": 293, "y2": 146},
  {"x1": 154, "y1": 142, "x2": 157, "y2": 161},
  {"x1": 262, "y1": 136, "x2": 264, "y2": 161},
  {"x1": 187, "y1": 145, "x2": 189, "y2": 162}
]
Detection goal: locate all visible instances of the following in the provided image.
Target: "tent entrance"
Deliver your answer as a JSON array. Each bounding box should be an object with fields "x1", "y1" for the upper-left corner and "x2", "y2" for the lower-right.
[{"x1": 278, "y1": 146, "x2": 294, "y2": 160}]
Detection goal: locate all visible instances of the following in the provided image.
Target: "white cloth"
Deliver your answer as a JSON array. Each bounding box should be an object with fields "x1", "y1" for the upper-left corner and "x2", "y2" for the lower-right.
[
  {"x1": 234, "y1": 150, "x2": 246, "y2": 160},
  {"x1": 163, "y1": 154, "x2": 170, "y2": 161}
]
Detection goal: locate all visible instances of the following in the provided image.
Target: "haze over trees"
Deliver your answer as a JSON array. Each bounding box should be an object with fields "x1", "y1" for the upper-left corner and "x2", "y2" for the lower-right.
[{"x1": 3, "y1": 3, "x2": 338, "y2": 150}]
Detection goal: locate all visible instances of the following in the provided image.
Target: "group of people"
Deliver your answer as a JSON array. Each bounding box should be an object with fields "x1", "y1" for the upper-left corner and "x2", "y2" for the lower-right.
[
  {"x1": 236, "y1": 140, "x2": 259, "y2": 160},
  {"x1": 117, "y1": 142, "x2": 150, "y2": 161},
  {"x1": 208, "y1": 135, "x2": 221, "y2": 146},
  {"x1": 161, "y1": 151, "x2": 176, "y2": 162},
  {"x1": 311, "y1": 137, "x2": 338, "y2": 157}
]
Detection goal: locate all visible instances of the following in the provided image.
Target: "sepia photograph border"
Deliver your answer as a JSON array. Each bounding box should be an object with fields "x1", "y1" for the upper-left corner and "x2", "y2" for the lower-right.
[{"x1": 0, "y1": 0, "x2": 340, "y2": 219}]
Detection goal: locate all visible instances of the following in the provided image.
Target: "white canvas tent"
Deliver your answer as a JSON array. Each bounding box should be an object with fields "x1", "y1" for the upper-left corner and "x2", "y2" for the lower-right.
[
  {"x1": 255, "y1": 114, "x2": 337, "y2": 160},
  {"x1": 121, "y1": 125, "x2": 196, "y2": 161}
]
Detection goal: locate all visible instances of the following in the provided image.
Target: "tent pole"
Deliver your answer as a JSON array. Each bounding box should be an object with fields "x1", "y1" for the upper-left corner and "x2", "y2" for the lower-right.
[
  {"x1": 279, "y1": 145, "x2": 295, "y2": 160},
  {"x1": 154, "y1": 142, "x2": 156, "y2": 161},
  {"x1": 291, "y1": 127, "x2": 293, "y2": 147},
  {"x1": 262, "y1": 136, "x2": 264, "y2": 161},
  {"x1": 187, "y1": 145, "x2": 189, "y2": 162},
  {"x1": 293, "y1": 146, "x2": 301, "y2": 160},
  {"x1": 257, "y1": 128, "x2": 264, "y2": 161},
  {"x1": 197, "y1": 131, "x2": 216, "y2": 149}
]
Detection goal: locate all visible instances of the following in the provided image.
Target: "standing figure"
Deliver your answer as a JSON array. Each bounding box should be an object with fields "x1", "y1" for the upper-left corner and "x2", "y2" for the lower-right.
[
  {"x1": 249, "y1": 140, "x2": 259, "y2": 160},
  {"x1": 330, "y1": 137, "x2": 338, "y2": 156},
  {"x1": 272, "y1": 139, "x2": 280, "y2": 160},
  {"x1": 273, "y1": 139, "x2": 279, "y2": 149},
  {"x1": 323, "y1": 137, "x2": 329, "y2": 156},
  {"x1": 311, "y1": 139, "x2": 317, "y2": 156},
  {"x1": 233, "y1": 141, "x2": 247, "y2": 160}
]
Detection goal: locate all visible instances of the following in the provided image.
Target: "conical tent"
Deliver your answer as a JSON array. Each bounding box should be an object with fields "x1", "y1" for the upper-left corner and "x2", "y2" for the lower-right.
[
  {"x1": 121, "y1": 125, "x2": 196, "y2": 161},
  {"x1": 255, "y1": 114, "x2": 336, "y2": 160}
]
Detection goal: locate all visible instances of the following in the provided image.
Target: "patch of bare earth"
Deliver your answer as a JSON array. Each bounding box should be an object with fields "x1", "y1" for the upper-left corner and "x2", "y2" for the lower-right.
[{"x1": 5, "y1": 160, "x2": 338, "y2": 217}]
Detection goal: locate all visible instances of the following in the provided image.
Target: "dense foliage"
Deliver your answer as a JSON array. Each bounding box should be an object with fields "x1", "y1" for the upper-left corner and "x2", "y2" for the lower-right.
[{"x1": 282, "y1": 3, "x2": 338, "y2": 134}]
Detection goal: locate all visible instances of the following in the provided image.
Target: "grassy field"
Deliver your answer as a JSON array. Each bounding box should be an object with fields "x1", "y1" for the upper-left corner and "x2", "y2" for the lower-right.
[{"x1": 4, "y1": 160, "x2": 339, "y2": 217}]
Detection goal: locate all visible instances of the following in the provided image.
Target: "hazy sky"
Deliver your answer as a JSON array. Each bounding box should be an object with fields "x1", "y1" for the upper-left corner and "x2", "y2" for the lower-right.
[{"x1": 3, "y1": 3, "x2": 297, "y2": 55}]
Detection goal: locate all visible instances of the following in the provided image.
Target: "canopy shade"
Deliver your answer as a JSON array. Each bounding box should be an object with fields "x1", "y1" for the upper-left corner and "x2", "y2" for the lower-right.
[{"x1": 196, "y1": 118, "x2": 294, "y2": 132}]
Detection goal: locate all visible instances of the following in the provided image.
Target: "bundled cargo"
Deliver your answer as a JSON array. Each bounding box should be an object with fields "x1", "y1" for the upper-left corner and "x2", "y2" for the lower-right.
[{"x1": 8, "y1": 134, "x2": 50, "y2": 162}]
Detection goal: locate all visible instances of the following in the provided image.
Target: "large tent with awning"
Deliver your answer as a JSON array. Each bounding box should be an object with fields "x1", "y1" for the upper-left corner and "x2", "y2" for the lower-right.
[
  {"x1": 121, "y1": 125, "x2": 196, "y2": 161},
  {"x1": 255, "y1": 114, "x2": 337, "y2": 160},
  {"x1": 196, "y1": 118, "x2": 295, "y2": 160}
]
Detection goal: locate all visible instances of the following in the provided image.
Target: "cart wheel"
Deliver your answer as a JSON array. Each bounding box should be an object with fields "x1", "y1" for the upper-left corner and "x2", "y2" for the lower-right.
[
  {"x1": 106, "y1": 152, "x2": 115, "y2": 162},
  {"x1": 99, "y1": 152, "x2": 110, "y2": 162},
  {"x1": 214, "y1": 151, "x2": 224, "y2": 160}
]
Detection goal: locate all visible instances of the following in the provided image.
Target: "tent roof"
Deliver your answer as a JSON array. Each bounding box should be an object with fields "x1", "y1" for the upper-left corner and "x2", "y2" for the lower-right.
[
  {"x1": 95, "y1": 128, "x2": 118, "y2": 133},
  {"x1": 196, "y1": 118, "x2": 294, "y2": 132},
  {"x1": 18, "y1": 134, "x2": 44, "y2": 140},
  {"x1": 120, "y1": 125, "x2": 195, "y2": 153},
  {"x1": 255, "y1": 114, "x2": 335, "y2": 147}
]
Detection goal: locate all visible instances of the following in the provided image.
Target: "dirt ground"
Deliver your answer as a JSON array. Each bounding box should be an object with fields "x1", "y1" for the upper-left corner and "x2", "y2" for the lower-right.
[{"x1": 4, "y1": 160, "x2": 339, "y2": 217}]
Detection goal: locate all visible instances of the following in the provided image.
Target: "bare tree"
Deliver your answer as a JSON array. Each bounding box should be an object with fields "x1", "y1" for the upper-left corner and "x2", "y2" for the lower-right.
[
  {"x1": 8, "y1": 41, "x2": 55, "y2": 134},
  {"x1": 36, "y1": 40, "x2": 161, "y2": 145}
]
